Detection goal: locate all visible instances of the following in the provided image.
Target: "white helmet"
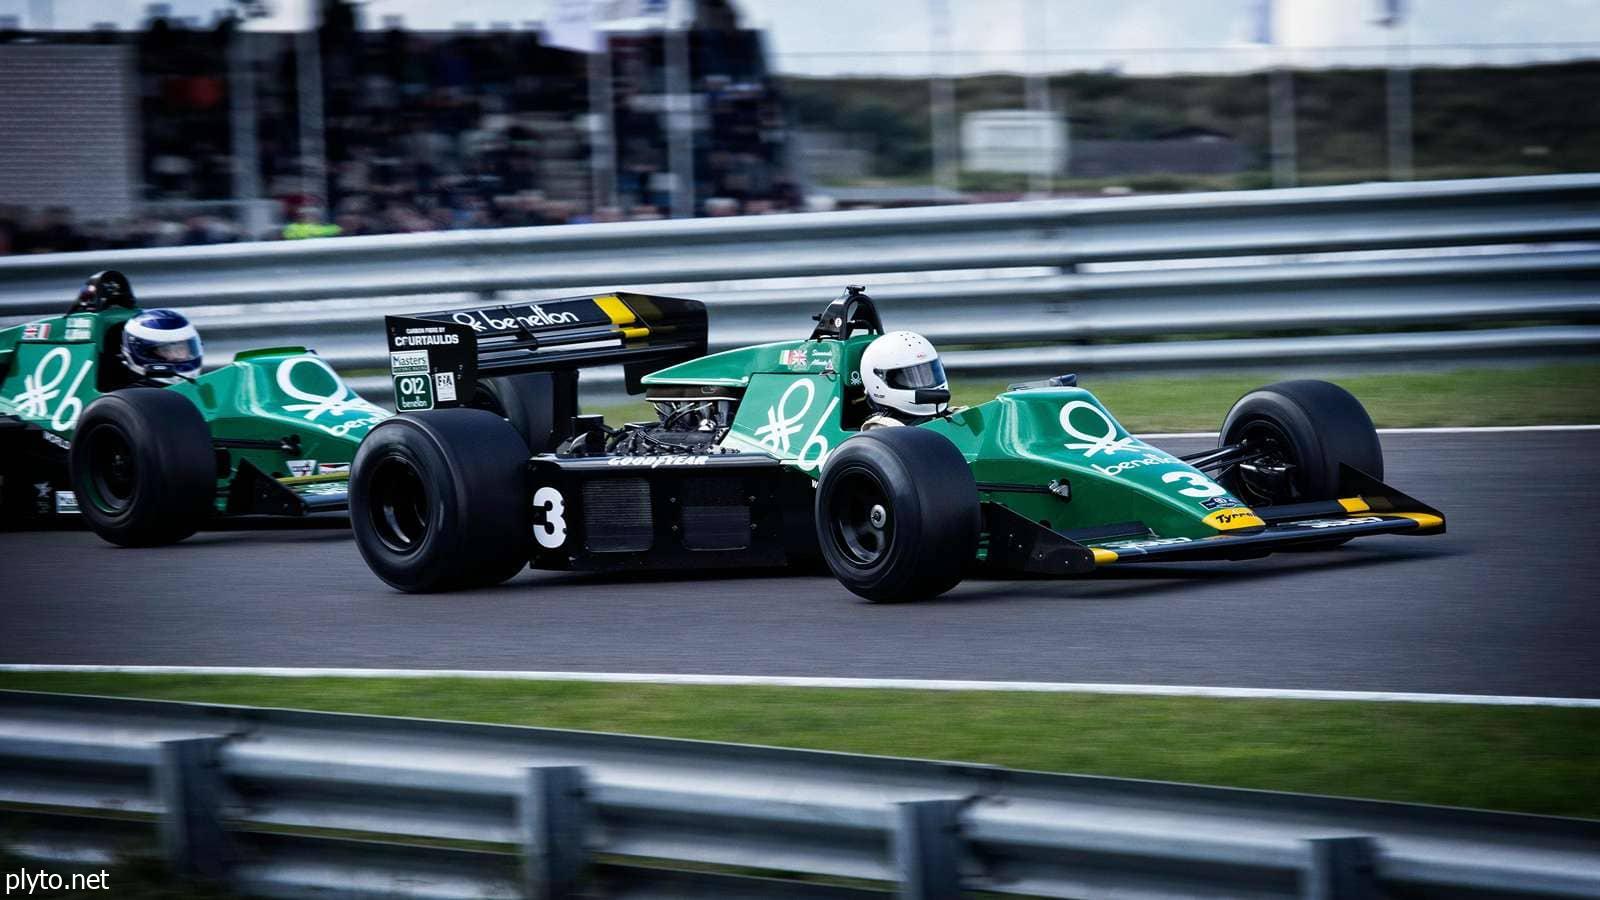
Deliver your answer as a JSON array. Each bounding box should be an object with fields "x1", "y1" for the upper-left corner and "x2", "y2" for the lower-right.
[{"x1": 860, "y1": 331, "x2": 948, "y2": 417}]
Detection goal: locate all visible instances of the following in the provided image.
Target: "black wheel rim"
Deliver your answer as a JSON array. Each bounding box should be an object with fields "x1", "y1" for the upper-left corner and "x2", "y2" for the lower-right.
[
  {"x1": 367, "y1": 454, "x2": 431, "y2": 555},
  {"x1": 827, "y1": 466, "x2": 893, "y2": 567},
  {"x1": 1234, "y1": 419, "x2": 1302, "y2": 506},
  {"x1": 85, "y1": 423, "x2": 137, "y2": 514}
]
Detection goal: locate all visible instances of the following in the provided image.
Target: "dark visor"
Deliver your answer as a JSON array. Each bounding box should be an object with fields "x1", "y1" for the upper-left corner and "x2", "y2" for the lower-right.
[
  {"x1": 128, "y1": 334, "x2": 202, "y2": 364},
  {"x1": 883, "y1": 359, "x2": 946, "y2": 390}
]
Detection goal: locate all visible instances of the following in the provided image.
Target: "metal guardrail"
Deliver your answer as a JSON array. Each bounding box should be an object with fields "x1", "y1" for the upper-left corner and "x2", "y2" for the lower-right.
[
  {"x1": 3, "y1": 691, "x2": 1598, "y2": 899},
  {"x1": 1, "y1": 175, "x2": 1598, "y2": 399},
  {"x1": 3, "y1": 174, "x2": 1598, "y2": 313}
]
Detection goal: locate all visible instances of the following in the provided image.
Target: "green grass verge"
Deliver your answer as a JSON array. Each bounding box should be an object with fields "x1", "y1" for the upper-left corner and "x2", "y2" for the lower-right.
[
  {"x1": 589, "y1": 362, "x2": 1600, "y2": 433},
  {"x1": 3, "y1": 673, "x2": 1595, "y2": 820}
]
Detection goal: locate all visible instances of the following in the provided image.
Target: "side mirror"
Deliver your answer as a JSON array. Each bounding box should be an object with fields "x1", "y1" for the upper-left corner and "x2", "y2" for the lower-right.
[
  {"x1": 914, "y1": 388, "x2": 951, "y2": 406},
  {"x1": 1049, "y1": 374, "x2": 1078, "y2": 387}
]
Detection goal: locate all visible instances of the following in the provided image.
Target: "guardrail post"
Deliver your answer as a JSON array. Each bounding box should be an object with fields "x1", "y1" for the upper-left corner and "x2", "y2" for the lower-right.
[
  {"x1": 893, "y1": 799, "x2": 964, "y2": 900},
  {"x1": 155, "y1": 737, "x2": 232, "y2": 880},
  {"x1": 518, "y1": 765, "x2": 588, "y2": 900},
  {"x1": 1302, "y1": 836, "x2": 1379, "y2": 900}
]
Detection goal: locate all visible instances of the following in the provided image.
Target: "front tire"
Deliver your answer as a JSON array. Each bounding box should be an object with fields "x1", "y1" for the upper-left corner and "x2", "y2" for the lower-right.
[
  {"x1": 349, "y1": 409, "x2": 531, "y2": 592},
  {"x1": 1219, "y1": 379, "x2": 1383, "y2": 507},
  {"x1": 815, "y1": 428, "x2": 979, "y2": 602},
  {"x1": 70, "y1": 388, "x2": 216, "y2": 547}
]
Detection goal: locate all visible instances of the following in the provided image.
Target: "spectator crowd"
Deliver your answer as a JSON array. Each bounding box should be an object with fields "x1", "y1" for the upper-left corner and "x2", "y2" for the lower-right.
[{"x1": 0, "y1": 0, "x2": 800, "y2": 256}]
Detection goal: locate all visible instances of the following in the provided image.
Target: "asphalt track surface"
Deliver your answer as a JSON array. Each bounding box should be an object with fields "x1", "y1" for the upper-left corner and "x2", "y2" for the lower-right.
[{"x1": 3, "y1": 431, "x2": 1596, "y2": 698}]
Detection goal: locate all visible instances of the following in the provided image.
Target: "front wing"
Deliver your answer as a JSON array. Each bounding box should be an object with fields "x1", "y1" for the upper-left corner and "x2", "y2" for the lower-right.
[{"x1": 983, "y1": 466, "x2": 1444, "y2": 575}]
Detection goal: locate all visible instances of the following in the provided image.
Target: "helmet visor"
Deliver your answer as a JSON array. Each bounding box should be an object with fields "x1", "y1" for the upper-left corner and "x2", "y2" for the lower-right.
[
  {"x1": 883, "y1": 359, "x2": 946, "y2": 390},
  {"x1": 149, "y1": 336, "x2": 202, "y2": 363},
  {"x1": 127, "y1": 333, "x2": 202, "y2": 365}
]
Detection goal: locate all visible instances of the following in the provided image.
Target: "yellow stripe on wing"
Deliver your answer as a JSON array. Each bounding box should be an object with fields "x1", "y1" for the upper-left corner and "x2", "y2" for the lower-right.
[
  {"x1": 594, "y1": 294, "x2": 651, "y2": 340},
  {"x1": 1388, "y1": 511, "x2": 1445, "y2": 531},
  {"x1": 1337, "y1": 497, "x2": 1371, "y2": 513},
  {"x1": 1091, "y1": 548, "x2": 1119, "y2": 565}
]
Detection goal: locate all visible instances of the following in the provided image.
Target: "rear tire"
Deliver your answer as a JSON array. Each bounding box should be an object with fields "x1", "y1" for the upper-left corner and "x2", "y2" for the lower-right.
[
  {"x1": 1219, "y1": 379, "x2": 1382, "y2": 508},
  {"x1": 70, "y1": 388, "x2": 215, "y2": 547},
  {"x1": 815, "y1": 428, "x2": 979, "y2": 602},
  {"x1": 470, "y1": 372, "x2": 575, "y2": 453},
  {"x1": 350, "y1": 409, "x2": 530, "y2": 592}
]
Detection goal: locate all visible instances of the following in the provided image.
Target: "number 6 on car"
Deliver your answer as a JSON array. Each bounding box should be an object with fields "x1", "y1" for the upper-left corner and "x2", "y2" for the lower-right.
[{"x1": 348, "y1": 286, "x2": 1444, "y2": 599}]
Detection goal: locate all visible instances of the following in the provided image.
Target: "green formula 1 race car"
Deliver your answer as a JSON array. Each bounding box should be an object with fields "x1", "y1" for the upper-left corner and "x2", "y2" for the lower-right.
[
  {"x1": 0, "y1": 271, "x2": 388, "y2": 545},
  {"x1": 348, "y1": 286, "x2": 1444, "y2": 600}
]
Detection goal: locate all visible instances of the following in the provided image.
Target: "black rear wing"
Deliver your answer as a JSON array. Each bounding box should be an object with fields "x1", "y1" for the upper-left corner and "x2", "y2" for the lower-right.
[{"x1": 384, "y1": 292, "x2": 707, "y2": 411}]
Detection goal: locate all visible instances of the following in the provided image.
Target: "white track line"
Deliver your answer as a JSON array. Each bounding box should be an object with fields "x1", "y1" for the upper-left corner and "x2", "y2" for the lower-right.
[
  {"x1": 1137, "y1": 424, "x2": 1600, "y2": 440},
  {"x1": 3, "y1": 666, "x2": 1596, "y2": 708}
]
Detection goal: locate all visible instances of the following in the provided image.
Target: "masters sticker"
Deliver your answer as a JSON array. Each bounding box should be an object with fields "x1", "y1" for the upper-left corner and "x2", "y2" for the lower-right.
[
  {"x1": 64, "y1": 316, "x2": 94, "y2": 341},
  {"x1": 390, "y1": 350, "x2": 430, "y2": 375},
  {"x1": 394, "y1": 373, "x2": 434, "y2": 411},
  {"x1": 54, "y1": 490, "x2": 80, "y2": 515}
]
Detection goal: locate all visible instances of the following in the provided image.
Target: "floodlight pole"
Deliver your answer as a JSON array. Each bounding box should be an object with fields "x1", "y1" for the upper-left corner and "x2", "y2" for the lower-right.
[
  {"x1": 1384, "y1": 15, "x2": 1414, "y2": 181},
  {"x1": 588, "y1": 42, "x2": 618, "y2": 214},
  {"x1": 1024, "y1": 0, "x2": 1050, "y2": 198},
  {"x1": 928, "y1": 0, "x2": 957, "y2": 194},
  {"x1": 1268, "y1": 62, "x2": 1297, "y2": 188},
  {"x1": 295, "y1": 18, "x2": 328, "y2": 212},
  {"x1": 228, "y1": 22, "x2": 267, "y2": 238},
  {"x1": 665, "y1": 18, "x2": 695, "y2": 218}
]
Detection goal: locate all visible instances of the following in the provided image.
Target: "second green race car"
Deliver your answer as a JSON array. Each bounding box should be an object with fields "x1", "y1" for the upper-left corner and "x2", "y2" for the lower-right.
[
  {"x1": 0, "y1": 271, "x2": 388, "y2": 545},
  {"x1": 348, "y1": 286, "x2": 1444, "y2": 600}
]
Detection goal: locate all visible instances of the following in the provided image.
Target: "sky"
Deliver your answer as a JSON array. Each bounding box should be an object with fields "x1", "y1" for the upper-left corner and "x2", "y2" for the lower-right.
[{"x1": 4, "y1": 0, "x2": 1600, "y2": 74}]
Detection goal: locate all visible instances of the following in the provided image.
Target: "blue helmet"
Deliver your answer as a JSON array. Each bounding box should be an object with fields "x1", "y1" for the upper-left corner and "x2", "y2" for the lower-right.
[{"x1": 121, "y1": 308, "x2": 203, "y2": 381}]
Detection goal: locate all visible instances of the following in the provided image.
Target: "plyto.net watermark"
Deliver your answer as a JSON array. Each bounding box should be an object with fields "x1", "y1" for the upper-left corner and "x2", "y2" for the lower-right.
[{"x1": 5, "y1": 868, "x2": 110, "y2": 895}]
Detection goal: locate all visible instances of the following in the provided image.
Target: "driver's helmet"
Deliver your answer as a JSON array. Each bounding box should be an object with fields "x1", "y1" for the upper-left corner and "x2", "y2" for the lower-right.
[
  {"x1": 860, "y1": 331, "x2": 948, "y2": 417},
  {"x1": 121, "y1": 309, "x2": 203, "y2": 382}
]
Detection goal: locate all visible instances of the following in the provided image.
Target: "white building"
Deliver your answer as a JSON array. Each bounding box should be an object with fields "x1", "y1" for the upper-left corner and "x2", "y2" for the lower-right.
[{"x1": 961, "y1": 110, "x2": 1068, "y2": 176}]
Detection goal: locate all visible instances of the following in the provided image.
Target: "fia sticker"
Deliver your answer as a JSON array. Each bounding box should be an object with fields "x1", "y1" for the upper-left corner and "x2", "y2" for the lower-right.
[
  {"x1": 286, "y1": 459, "x2": 319, "y2": 477},
  {"x1": 54, "y1": 490, "x2": 80, "y2": 515},
  {"x1": 434, "y1": 371, "x2": 457, "y2": 402}
]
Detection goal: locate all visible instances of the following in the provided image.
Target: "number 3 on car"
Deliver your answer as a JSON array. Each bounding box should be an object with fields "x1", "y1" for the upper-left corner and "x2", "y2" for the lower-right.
[
  {"x1": 347, "y1": 286, "x2": 1444, "y2": 599},
  {"x1": 531, "y1": 486, "x2": 566, "y2": 549}
]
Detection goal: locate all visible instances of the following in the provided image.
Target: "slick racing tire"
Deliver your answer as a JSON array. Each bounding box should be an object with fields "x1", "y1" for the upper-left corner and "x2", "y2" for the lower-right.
[
  {"x1": 1219, "y1": 380, "x2": 1383, "y2": 510},
  {"x1": 471, "y1": 372, "x2": 572, "y2": 453},
  {"x1": 815, "y1": 427, "x2": 980, "y2": 602},
  {"x1": 70, "y1": 388, "x2": 215, "y2": 547},
  {"x1": 350, "y1": 409, "x2": 530, "y2": 592}
]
